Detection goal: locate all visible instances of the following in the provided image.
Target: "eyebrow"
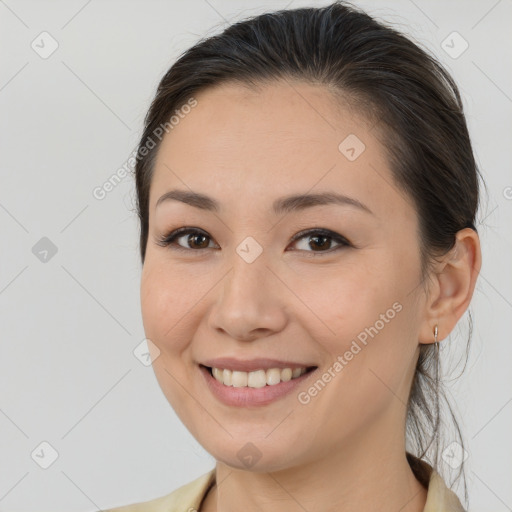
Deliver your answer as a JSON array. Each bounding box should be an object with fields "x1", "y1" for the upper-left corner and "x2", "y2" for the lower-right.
[{"x1": 155, "y1": 189, "x2": 373, "y2": 216}]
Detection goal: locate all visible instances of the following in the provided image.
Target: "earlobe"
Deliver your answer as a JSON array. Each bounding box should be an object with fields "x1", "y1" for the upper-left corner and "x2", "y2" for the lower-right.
[{"x1": 419, "y1": 227, "x2": 482, "y2": 345}]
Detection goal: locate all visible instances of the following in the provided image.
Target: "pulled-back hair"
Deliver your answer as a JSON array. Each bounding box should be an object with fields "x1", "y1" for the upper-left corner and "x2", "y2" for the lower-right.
[{"x1": 133, "y1": 2, "x2": 484, "y2": 506}]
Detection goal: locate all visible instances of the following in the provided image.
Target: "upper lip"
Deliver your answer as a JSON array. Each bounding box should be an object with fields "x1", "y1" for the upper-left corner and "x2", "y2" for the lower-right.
[{"x1": 200, "y1": 357, "x2": 317, "y2": 372}]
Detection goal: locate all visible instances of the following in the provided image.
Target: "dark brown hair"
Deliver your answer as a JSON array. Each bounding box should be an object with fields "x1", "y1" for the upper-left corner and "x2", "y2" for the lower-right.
[{"x1": 132, "y1": 1, "x2": 484, "y2": 506}]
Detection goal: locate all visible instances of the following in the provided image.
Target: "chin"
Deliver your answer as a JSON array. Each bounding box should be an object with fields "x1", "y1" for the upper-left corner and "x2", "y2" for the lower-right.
[{"x1": 200, "y1": 434, "x2": 308, "y2": 473}]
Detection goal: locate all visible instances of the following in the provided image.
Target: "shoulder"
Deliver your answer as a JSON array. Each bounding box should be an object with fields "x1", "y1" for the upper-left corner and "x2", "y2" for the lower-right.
[
  {"x1": 424, "y1": 470, "x2": 466, "y2": 512},
  {"x1": 102, "y1": 469, "x2": 216, "y2": 512},
  {"x1": 407, "y1": 454, "x2": 466, "y2": 512}
]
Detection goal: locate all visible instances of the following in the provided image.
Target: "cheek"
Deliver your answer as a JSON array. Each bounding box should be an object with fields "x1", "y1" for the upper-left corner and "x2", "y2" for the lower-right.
[
  {"x1": 291, "y1": 259, "x2": 419, "y2": 414},
  {"x1": 288, "y1": 258, "x2": 397, "y2": 343},
  {"x1": 140, "y1": 261, "x2": 196, "y2": 354},
  {"x1": 140, "y1": 261, "x2": 203, "y2": 421}
]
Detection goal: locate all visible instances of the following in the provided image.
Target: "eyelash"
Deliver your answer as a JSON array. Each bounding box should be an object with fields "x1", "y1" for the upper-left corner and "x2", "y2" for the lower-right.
[{"x1": 155, "y1": 227, "x2": 352, "y2": 256}]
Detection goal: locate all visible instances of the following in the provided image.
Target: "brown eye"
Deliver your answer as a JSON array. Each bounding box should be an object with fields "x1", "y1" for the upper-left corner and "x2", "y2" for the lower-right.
[
  {"x1": 156, "y1": 227, "x2": 350, "y2": 256},
  {"x1": 156, "y1": 228, "x2": 217, "y2": 251},
  {"x1": 288, "y1": 228, "x2": 351, "y2": 254},
  {"x1": 184, "y1": 232, "x2": 210, "y2": 249}
]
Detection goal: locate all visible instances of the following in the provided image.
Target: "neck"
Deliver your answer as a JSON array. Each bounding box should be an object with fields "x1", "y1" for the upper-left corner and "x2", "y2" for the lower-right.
[{"x1": 200, "y1": 417, "x2": 428, "y2": 512}]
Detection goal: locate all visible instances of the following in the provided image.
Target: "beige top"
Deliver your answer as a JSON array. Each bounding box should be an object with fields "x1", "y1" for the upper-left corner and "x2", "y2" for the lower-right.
[{"x1": 103, "y1": 457, "x2": 465, "y2": 512}]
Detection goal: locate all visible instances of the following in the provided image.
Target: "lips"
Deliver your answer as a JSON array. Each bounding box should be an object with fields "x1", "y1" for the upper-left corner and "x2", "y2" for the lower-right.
[
  {"x1": 198, "y1": 363, "x2": 318, "y2": 407},
  {"x1": 197, "y1": 357, "x2": 319, "y2": 406}
]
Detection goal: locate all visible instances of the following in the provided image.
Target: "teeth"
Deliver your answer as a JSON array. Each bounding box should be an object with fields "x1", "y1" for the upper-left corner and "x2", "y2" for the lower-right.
[
  {"x1": 210, "y1": 366, "x2": 308, "y2": 387},
  {"x1": 247, "y1": 369, "x2": 266, "y2": 388},
  {"x1": 222, "y1": 368, "x2": 232, "y2": 386},
  {"x1": 232, "y1": 370, "x2": 248, "y2": 387},
  {"x1": 266, "y1": 368, "x2": 281, "y2": 386}
]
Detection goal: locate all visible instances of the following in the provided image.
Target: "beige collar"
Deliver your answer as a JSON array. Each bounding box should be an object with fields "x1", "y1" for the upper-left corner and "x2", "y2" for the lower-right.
[{"x1": 118, "y1": 457, "x2": 465, "y2": 512}]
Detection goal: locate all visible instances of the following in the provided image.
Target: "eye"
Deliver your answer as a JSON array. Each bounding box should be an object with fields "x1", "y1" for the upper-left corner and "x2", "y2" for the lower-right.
[
  {"x1": 155, "y1": 227, "x2": 351, "y2": 255},
  {"x1": 155, "y1": 227, "x2": 218, "y2": 252},
  {"x1": 287, "y1": 228, "x2": 351, "y2": 255}
]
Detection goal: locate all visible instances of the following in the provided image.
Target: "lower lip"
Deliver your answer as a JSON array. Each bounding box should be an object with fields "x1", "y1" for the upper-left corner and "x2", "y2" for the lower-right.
[{"x1": 199, "y1": 365, "x2": 317, "y2": 407}]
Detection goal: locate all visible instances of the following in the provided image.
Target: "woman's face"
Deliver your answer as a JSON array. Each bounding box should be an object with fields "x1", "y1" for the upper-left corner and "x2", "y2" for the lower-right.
[{"x1": 140, "y1": 80, "x2": 429, "y2": 470}]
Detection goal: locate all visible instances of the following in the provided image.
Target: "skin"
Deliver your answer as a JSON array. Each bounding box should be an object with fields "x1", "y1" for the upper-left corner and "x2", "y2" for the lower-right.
[{"x1": 140, "y1": 80, "x2": 481, "y2": 512}]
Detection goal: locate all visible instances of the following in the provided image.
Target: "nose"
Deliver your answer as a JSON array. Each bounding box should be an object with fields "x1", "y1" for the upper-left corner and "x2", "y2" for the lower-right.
[{"x1": 207, "y1": 254, "x2": 288, "y2": 342}]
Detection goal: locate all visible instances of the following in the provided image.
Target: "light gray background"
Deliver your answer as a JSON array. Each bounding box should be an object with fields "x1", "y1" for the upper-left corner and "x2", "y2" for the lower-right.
[{"x1": 0, "y1": 0, "x2": 511, "y2": 510}]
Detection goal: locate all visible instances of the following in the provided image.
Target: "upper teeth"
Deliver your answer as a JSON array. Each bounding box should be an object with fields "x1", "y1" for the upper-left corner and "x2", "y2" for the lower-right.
[{"x1": 211, "y1": 367, "x2": 308, "y2": 388}]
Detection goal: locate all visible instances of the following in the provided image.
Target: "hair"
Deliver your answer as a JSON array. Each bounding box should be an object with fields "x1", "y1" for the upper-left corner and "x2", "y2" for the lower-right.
[{"x1": 132, "y1": 1, "x2": 484, "y2": 506}]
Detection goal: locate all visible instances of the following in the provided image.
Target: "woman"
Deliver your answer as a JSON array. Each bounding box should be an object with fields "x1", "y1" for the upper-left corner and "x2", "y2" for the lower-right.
[{"x1": 106, "y1": 1, "x2": 482, "y2": 511}]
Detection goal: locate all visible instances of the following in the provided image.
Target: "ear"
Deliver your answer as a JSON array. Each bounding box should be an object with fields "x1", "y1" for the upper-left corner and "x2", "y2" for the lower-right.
[{"x1": 419, "y1": 228, "x2": 482, "y2": 344}]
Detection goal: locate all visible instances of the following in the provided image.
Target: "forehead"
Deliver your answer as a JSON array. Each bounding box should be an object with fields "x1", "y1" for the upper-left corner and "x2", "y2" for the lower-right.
[
  {"x1": 150, "y1": 80, "x2": 411, "y2": 220},
  {"x1": 155, "y1": 80, "x2": 369, "y2": 169}
]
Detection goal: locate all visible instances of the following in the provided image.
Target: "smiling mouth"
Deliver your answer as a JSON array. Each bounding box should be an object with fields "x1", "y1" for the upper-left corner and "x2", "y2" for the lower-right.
[{"x1": 200, "y1": 364, "x2": 317, "y2": 388}]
